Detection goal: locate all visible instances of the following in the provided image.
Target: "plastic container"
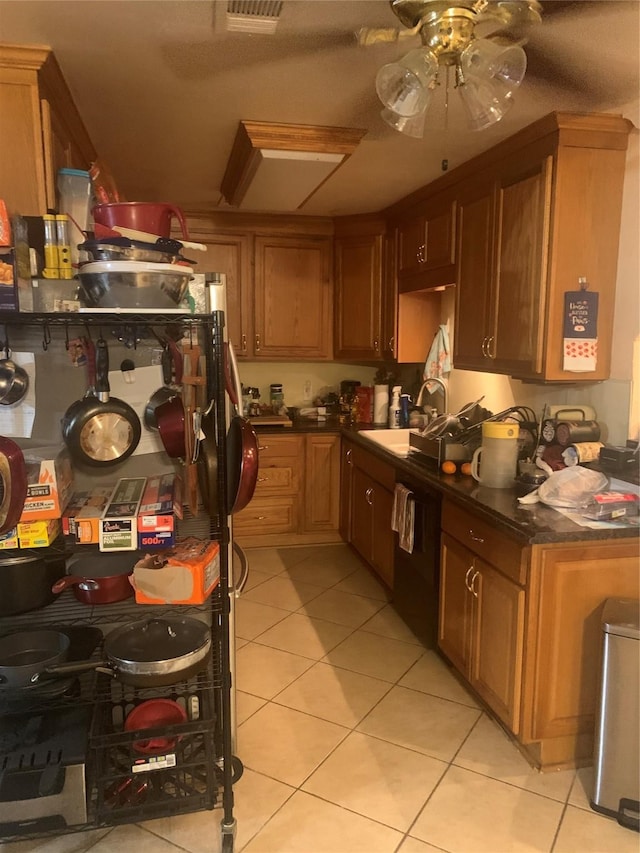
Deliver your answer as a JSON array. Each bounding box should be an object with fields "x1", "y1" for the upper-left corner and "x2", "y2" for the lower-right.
[
  {"x1": 471, "y1": 422, "x2": 519, "y2": 488},
  {"x1": 57, "y1": 168, "x2": 92, "y2": 236}
]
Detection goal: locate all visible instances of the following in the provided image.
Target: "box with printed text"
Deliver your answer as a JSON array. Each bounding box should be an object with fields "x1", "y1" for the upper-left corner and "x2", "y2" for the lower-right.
[{"x1": 99, "y1": 478, "x2": 146, "y2": 552}]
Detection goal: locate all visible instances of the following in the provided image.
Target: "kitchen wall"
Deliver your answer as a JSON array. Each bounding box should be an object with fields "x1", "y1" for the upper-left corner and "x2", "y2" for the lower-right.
[{"x1": 237, "y1": 362, "x2": 377, "y2": 409}]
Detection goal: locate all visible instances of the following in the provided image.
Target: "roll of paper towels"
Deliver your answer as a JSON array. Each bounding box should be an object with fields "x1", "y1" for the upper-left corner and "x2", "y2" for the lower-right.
[{"x1": 374, "y1": 385, "x2": 389, "y2": 425}]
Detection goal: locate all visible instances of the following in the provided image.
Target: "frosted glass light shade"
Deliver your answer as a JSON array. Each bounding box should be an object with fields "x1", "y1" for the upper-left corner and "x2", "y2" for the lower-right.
[
  {"x1": 457, "y1": 75, "x2": 513, "y2": 131},
  {"x1": 461, "y1": 38, "x2": 527, "y2": 97},
  {"x1": 376, "y1": 48, "x2": 438, "y2": 117},
  {"x1": 380, "y1": 107, "x2": 426, "y2": 138}
]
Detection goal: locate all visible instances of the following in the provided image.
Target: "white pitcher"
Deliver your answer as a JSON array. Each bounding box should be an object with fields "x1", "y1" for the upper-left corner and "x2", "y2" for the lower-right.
[{"x1": 471, "y1": 422, "x2": 519, "y2": 489}]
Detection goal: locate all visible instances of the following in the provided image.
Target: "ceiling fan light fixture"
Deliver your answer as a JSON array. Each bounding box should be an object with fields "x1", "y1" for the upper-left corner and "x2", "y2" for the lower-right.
[
  {"x1": 375, "y1": 48, "x2": 438, "y2": 117},
  {"x1": 456, "y1": 72, "x2": 512, "y2": 131},
  {"x1": 380, "y1": 106, "x2": 426, "y2": 139},
  {"x1": 461, "y1": 38, "x2": 527, "y2": 95}
]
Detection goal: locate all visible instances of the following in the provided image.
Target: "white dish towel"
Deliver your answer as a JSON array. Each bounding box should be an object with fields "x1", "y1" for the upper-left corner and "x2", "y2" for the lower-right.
[{"x1": 392, "y1": 484, "x2": 415, "y2": 554}]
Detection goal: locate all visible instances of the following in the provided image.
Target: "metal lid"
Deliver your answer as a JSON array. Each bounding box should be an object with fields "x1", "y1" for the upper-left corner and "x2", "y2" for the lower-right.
[{"x1": 602, "y1": 598, "x2": 640, "y2": 640}]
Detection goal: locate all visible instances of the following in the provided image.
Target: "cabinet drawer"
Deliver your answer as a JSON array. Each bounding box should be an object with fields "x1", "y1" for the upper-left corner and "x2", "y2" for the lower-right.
[
  {"x1": 254, "y1": 456, "x2": 302, "y2": 496},
  {"x1": 442, "y1": 499, "x2": 527, "y2": 585},
  {"x1": 233, "y1": 497, "x2": 298, "y2": 535},
  {"x1": 352, "y1": 443, "x2": 396, "y2": 491},
  {"x1": 255, "y1": 434, "x2": 304, "y2": 458}
]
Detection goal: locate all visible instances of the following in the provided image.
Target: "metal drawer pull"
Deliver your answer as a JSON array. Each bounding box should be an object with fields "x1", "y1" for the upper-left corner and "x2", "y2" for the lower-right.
[
  {"x1": 471, "y1": 570, "x2": 480, "y2": 598},
  {"x1": 373, "y1": 339, "x2": 379, "y2": 352},
  {"x1": 255, "y1": 516, "x2": 267, "y2": 521},
  {"x1": 487, "y1": 335, "x2": 495, "y2": 359},
  {"x1": 469, "y1": 529, "x2": 484, "y2": 544},
  {"x1": 481, "y1": 337, "x2": 488, "y2": 357},
  {"x1": 241, "y1": 334, "x2": 247, "y2": 351},
  {"x1": 257, "y1": 477, "x2": 268, "y2": 482},
  {"x1": 465, "y1": 565, "x2": 475, "y2": 591},
  {"x1": 255, "y1": 334, "x2": 261, "y2": 351},
  {"x1": 258, "y1": 445, "x2": 269, "y2": 451},
  {"x1": 346, "y1": 449, "x2": 352, "y2": 464},
  {"x1": 365, "y1": 487, "x2": 373, "y2": 505},
  {"x1": 388, "y1": 336, "x2": 395, "y2": 351}
]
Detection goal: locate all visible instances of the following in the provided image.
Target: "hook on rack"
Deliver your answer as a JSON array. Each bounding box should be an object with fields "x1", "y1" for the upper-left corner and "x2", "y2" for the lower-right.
[
  {"x1": 64, "y1": 323, "x2": 70, "y2": 351},
  {"x1": 3, "y1": 325, "x2": 10, "y2": 358},
  {"x1": 42, "y1": 321, "x2": 51, "y2": 351}
]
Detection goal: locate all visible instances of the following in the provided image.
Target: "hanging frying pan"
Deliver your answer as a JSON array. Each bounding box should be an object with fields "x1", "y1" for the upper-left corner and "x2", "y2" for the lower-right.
[
  {"x1": 144, "y1": 336, "x2": 183, "y2": 430},
  {"x1": 198, "y1": 405, "x2": 218, "y2": 517},
  {"x1": 225, "y1": 341, "x2": 258, "y2": 513},
  {"x1": 0, "y1": 436, "x2": 27, "y2": 534},
  {"x1": 62, "y1": 337, "x2": 141, "y2": 467}
]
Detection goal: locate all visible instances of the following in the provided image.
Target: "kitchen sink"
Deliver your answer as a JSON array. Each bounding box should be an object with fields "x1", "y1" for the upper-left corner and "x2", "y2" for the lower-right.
[{"x1": 359, "y1": 429, "x2": 415, "y2": 456}]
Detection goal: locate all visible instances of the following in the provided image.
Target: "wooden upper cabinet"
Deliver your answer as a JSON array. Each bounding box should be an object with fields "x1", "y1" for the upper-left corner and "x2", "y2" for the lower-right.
[
  {"x1": 0, "y1": 45, "x2": 97, "y2": 216},
  {"x1": 253, "y1": 235, "x2": 332, "y2": 359},
  {"x1": 196, "y1": 235, "x2": 252, "y2": 357},
  {"x1": 397, "y1": 192, "x2": 457, "y2": 292},
  {"x1": 452, "y1": 113, "x2": 631, "y2": 382},
  {"x1": 453, "y1": 176, "x2": 495, "y2": 370},
  {"x1": 455, "y1": 154, "x2": 553, "y2": 375},
  {"x1": 333, "y1": 217, "x2": 393, "y2": 361},
  {"x1": 490, "y1": 155, "x2": 552, "y2": 375}
]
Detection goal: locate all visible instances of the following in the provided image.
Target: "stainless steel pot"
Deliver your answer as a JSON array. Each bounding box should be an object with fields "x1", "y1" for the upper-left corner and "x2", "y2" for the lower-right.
[{"x1": 0, "y1": 356, "x2": 28, "y2": 406}]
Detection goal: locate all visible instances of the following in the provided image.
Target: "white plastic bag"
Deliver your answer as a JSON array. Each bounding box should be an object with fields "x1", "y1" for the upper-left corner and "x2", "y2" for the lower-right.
[{"x1": 536, "y1": 467, "x2": 609, "y2": 508}]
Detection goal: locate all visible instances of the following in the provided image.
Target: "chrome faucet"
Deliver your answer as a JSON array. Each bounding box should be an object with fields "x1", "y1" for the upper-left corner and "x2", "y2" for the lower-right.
[{"x1": 416, "y1": 377, "x2": 448, "y2": 415}]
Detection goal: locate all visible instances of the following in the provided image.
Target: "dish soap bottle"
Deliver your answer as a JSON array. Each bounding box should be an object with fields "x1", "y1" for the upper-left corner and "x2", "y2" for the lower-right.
[{"x1": 389, "y1": 386, "x2": 402, "y2": 429}]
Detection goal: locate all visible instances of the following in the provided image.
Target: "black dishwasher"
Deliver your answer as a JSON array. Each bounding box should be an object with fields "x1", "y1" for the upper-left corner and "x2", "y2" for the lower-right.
[{"x1": 392, "y1": 474, "x2": 441, "y2": 647}]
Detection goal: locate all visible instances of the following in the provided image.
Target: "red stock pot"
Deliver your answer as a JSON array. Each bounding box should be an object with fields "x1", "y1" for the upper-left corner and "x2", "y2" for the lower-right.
[{"x1": 92, "y1": 203, "x2": 190, "y2": 239}]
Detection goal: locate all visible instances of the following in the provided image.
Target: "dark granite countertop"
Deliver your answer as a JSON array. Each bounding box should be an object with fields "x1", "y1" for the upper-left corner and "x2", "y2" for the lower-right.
[{"x1": 252, "y1": 418, "x2": 639, "y2": 546}]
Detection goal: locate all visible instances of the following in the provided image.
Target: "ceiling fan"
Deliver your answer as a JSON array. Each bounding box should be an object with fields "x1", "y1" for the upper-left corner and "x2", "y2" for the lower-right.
[
  {"x1": 352, "y1": 0, "x2": 638, "y2": 136},
  {"x1": 356, "y1": 0, "x2": 543, "y2": 135}
]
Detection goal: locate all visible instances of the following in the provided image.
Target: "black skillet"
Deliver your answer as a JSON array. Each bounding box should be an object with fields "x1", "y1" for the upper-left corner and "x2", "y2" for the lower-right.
[{"x1": 62, "y1": 336, "x2": 141, "y2": 467}]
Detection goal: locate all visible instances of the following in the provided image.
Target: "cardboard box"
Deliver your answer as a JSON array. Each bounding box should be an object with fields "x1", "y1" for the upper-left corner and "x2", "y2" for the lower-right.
[
  {"x1": 137, "y1": 474, "x2": 183, "y2": 550},
  {"x1": 0, "y1": 528, "x2": 19, "y2": 550},
  {"x1": 133, "y1": 538, "x2": 220, "y2": 605},
  {"x1": 19, "y1": 447, "x2": 74, "y2": 522},
  {"x1": 99, "y1": 478, "x2": 146, "y2": 552},
  {"x1": 63, "y1": 486, "x2": 114, "y2": 545},
  {"x1": 17, "y1": 518, "x2": 61, "y2": 548}
]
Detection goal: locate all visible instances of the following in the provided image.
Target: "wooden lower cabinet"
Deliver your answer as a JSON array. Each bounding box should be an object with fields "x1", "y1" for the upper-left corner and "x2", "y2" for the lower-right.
[
  {"x1": 234, "y1": 432, "x2": 341, "y2": 546},
  {"x1": 439, "y1": 532, "x2": 524, "y2": 733},
  {"x1": 343, "y1": 440, "x2": 395, "y2": 588},
  {"x1": 440, "y1": 497, "x2": 640, "y2": 770}
]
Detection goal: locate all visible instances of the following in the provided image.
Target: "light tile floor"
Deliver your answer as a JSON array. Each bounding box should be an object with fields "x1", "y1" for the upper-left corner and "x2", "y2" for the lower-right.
[{"x1": 3, "y1": 544, "x2": 638, "y2": 853}]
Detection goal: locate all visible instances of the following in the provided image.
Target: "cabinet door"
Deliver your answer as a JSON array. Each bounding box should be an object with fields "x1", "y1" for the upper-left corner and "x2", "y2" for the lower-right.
[
  {"x1": 339, "y1": 439, "x2": 354, "y2": 542},
  {"x1": 371, "y1": 483, "x2": 394, "y2": 587},
  {"x1": 489, "y1": 156, "x2": 553, "y2": 376},
  {"x1": 334, "y1": 234, "x2": 383, "y2": 360},
  {"x1": 397, "y1": 217, "x2": 427, "y2": 278},
  {"x1": 0, "y1": 67, "x2": 47, "y2": 215},
  {"x1": 198, "y1": 236, "x2": 252, "y2": 357},
  {"x1": 304, "y1": 434, "x2": 340, "y2": 532},
  {"x1": 398, "y1": 195, "x2": 456, "y2": 292},
  {"x1": 453, "y1": 177, "x2": 495, "y2": 370},
  {"x1": 470, "y1": 560, "x2": 525, "y2": 733},
  {"x1": 438, "y1": 533, "x2": 473, "y2": 675},
  {"x1": 254, "y1": 236, "x2": 332, "y2": 359},
  {"x1": 351, "y1": 466, "x2": 373, "y2": 565}
]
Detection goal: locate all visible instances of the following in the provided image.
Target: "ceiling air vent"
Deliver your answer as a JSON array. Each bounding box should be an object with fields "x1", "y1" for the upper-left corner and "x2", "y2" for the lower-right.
[{"x1": 226, "y1": 0, "x2": 284, "y2": 34}]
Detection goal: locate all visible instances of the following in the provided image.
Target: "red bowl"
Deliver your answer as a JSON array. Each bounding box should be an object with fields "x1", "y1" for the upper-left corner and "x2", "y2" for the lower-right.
[{"x1": 125, "y1": 698, "x2": 187, "y2": 754}]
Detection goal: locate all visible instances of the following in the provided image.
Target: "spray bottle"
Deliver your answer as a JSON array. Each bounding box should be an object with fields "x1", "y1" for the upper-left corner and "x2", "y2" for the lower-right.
[{"x1": 388, "y1": 385, "x2": 402, "y2": 429}]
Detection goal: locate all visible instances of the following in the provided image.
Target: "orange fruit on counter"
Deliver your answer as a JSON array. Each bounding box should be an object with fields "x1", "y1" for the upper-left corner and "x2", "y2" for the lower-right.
[
  {"x1": 441, "y1": 460, "x2": 457, "y2": 475},
  {"x1": 460, "y1": 462, "x2": 473, "y2": 476}
]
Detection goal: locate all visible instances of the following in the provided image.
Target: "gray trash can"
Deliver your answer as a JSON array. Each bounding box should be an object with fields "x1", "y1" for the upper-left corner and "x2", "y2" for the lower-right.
[{"x1": 590, "y1": 597, "x2": 640, "y2": 831}]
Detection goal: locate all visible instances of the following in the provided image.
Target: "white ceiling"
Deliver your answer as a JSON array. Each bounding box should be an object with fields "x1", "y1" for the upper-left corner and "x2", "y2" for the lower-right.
[{"x1": 1, "y1": 0, "x2": 639, "y2": 216}]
